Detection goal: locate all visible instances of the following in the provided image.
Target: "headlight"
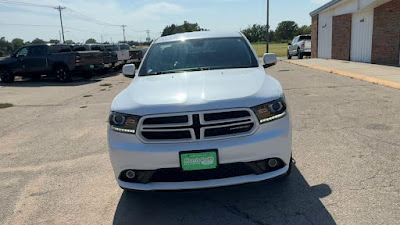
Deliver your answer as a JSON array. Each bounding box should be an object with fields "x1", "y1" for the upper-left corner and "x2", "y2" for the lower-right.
[
  {"x1": 109, "y1": 112, "x2": 140, "y2": 134},
  {"x1": 251, "y1": 98, "x2": 286, "y2": 124}
]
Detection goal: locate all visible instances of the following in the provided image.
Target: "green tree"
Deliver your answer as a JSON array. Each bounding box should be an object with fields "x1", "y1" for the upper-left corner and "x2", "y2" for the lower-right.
[
  {"x1": 297, "y1": 25, "x2": 311, "y2": 35},
  {"x1": 162, "y1": 21, "x2": 207, "y2": 36},
  {"x1": 275, "y1": 21, "x2": 299, "y2": 42},
  {"x1": 49, "y1": 39, "x2": 60, "y2": 44},
  {"x1": 64, "y1": 40, "x2": 75, "y2": 44},
  {"x1": 85, "y1": 38, "x2": 97, "y2": 44},
  {"x1": 0, "y1": 37, "x2": 13, "y2": 56},
  {"x1": 11, "y1": 38, "x2": 24, "y2": 51},
  {"x1": 31, "y1": 38, "x2": 46, "y2": 44},
  {"x1": 242, "y1": 24, "x2": 268, "y2": 42}
]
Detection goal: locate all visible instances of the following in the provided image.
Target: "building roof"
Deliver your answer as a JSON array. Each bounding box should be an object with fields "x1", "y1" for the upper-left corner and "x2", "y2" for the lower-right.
[
  {"x1": 310, "y1": 0, "x2": 343, "y2": 16},
  {"x1": 154, "y1": 31, "x2": 243, "y2": 44}
]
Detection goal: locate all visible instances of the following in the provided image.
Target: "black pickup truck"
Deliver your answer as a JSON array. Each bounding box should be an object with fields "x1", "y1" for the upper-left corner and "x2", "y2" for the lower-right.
[
  {"x1": 72, "y1": 44, "x2": 118, "y2": 70},
  {"x1": 0, "y1": 44, "x2": 103, "y2": 82}
]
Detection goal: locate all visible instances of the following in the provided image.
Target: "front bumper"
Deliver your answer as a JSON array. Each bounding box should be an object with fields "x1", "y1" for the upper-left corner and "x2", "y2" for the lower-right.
[{"x1": 108, "y1": 113, "x2": 292, "y2": 190}]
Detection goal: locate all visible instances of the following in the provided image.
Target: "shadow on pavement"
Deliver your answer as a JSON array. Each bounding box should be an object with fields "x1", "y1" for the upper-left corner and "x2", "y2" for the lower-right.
[
  {"x1": 113, "y1": 166, "x2": 336, "y2": 225},
  {"x1": 0, "y1": 71, "x2": 121, "y2": 87}
]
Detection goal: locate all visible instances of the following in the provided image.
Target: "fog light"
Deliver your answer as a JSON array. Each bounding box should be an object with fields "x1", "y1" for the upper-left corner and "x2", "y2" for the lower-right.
[
  {"x1": 268, "y1": 159, "x2": 278, "y2": 167},
  {"x1": 126, "y1": 170, "x2": 136, "y2": 179}
]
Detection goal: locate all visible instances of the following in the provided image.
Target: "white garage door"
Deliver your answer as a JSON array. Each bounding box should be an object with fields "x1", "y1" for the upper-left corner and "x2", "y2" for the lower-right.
[
  {"x1": 318, "y1": 12, "x2": 333, "y2": 59},
  {"x1": 351, "y1": 9, "x2": 374, "y2": 63}
]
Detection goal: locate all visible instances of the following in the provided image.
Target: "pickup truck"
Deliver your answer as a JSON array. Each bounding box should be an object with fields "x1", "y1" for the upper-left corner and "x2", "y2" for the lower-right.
[
  {"x1": 105, "y1": 44, "x2": 133, "y2": 69},
  {"x1": 128, "y1": 48, "x2": 147, "y2": 68},
  {"x1": 0, "y1": 44, "x2": 103, "y2": 82},
  {"x1": 287, "y1": 35, "x2": 311, "y2": 59},
  {"x1": 72, "y1": 44, "x2": 118, "y2": 70}
]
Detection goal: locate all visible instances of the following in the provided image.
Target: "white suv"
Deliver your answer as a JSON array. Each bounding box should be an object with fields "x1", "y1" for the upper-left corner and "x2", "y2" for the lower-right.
[{"x1": 108, "y1": 31, "x2": 292, "y2": 191}]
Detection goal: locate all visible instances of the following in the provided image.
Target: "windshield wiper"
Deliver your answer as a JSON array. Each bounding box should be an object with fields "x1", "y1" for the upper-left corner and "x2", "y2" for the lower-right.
[{"x1": 145, "y1": 67, "x2": 211, "y2": 76}]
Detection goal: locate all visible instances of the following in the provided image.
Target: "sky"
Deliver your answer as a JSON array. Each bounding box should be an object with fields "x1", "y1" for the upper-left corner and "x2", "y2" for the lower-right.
[{"x1": 0, "y1": 0, "x2": 330, "y2": 43}]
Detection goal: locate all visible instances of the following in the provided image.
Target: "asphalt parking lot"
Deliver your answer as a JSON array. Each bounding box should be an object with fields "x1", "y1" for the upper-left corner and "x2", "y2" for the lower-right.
[{"x1": 0, "y1": 63, "x2": 399, "y2": 225}]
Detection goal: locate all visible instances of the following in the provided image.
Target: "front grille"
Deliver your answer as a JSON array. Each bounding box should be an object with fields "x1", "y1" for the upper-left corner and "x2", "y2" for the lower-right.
[
  {"x1": 204, "y1": 123, "x2": 254, "y2": 137},
  {"x1": 119, "y1": 158, "x2": 286, "y2": 184},
  {"x1": 204, "y1": 111, "x2": 250, "y2": 121},
  {"x1": 137, "y1": 109, "x2": 257, "y2": 143}
]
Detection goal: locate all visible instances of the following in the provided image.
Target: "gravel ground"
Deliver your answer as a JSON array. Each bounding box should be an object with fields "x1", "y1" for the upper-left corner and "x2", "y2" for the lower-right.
[{"x1": 0, "y1": 63, "x2": 399, "y2": 225}]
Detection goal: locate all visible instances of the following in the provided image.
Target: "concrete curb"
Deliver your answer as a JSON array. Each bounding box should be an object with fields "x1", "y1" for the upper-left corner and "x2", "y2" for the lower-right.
[{"x1": 283, "y1": 60, "x2": 400, "y2": 90}]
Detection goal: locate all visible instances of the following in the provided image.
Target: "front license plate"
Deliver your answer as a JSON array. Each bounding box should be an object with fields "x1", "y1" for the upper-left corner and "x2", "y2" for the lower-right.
[
  {"x1": 89, "y1": 65, "x2": 94, "y2": 69},
  {"x1": 180, "y1": 150, "x2": 218, "y2": 171}
]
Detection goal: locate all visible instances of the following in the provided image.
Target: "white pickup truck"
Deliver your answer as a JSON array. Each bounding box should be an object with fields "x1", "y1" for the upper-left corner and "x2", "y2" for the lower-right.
[{"x1": 287, "y1": 35, "x2": 311, "y2": 59}]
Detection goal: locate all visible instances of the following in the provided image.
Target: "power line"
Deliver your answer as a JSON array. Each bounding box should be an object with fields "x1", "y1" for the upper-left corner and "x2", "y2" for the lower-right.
[
  {"x1": 0, "y1": 23, "x2": 59, "y2": 27},
  {"x1": 0, "y1": 0, "x2": 54, "y2": 8}
]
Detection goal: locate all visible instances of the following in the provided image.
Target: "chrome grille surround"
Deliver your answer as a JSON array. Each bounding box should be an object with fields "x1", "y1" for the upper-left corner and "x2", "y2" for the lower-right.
[{"x1": 137, "y1": 108, "x2": 258, "y2": 143}]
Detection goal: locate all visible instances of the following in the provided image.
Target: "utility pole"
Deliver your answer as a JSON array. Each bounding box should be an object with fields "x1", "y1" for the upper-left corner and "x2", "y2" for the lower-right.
[
  {"x1": 55, "y1": 6, "x2": 66, "y2": 43},
  {"x1": 101, "y1": 34, "x2": 103, "y2": 44},
  {"x1": 146, "y1": 30, "x2": 150, "y2": 42},
  {"x1": 59, "y1": 30, "x2": 62, "y2": 43},
  {"x1": 266, "y1": 0, "x2": 270, "y2": 53},
  {"x1": 121, "y1": 25, "x2": 127, "y2": 43}
]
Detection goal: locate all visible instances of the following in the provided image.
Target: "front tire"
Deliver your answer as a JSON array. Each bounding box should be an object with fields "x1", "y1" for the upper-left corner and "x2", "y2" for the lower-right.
[
  {"x1": 287, "y1": 51, "x2": 292, "y2": 59},
  {"x1": 0, "y1": 69, "x2": 15, "y2": 83},
  {"x1": 54, "y1": 66, "x2": 71, "y2": 82}
]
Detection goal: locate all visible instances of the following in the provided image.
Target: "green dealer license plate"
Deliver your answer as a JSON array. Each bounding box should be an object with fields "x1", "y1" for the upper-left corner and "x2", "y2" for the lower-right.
[{"x1": 180, "y1": 150, "x2": 218, "y2": 171}]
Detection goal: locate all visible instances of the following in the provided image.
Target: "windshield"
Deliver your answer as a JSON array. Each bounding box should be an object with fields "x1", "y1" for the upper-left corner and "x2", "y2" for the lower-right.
[{"x1": 139, "y1": 37, "x2": 258, "y2": 76}]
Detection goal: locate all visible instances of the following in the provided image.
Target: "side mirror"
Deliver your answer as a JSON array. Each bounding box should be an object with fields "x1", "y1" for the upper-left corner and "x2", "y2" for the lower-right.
[
  {"x1": 263, "y1": 53, "x2": 277, "y2": 68},
  {"x1": 122, "y1": 64, "x2": 136, "y2": 76}
]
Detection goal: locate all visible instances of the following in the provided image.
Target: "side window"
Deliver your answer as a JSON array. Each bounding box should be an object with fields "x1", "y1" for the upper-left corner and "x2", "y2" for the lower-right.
[
  {"x1": 59, "y1": 46, "x2": 71, "y2": 53},
  {"x1": 15, "y1": 47, "x2": 29, "y2": 57},
  {"x1": 28, "y1": 46, "x2": 46, "y2": 56},
  {"x1": 91, "y1": 46, "x2": 101, "y2": 51},
  {"x1": 73, "y1": 46, "x2": 87, "y2": 51}
]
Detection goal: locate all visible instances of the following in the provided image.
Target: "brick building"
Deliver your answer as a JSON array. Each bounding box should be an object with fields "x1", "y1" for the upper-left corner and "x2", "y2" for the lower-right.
[{"x1": 310, "y1": 0, "x2": 400, "y2": 66}]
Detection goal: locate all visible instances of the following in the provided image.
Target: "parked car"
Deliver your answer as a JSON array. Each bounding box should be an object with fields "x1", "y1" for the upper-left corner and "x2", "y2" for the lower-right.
[
  {"x1": 105, "y1": 43, "x2": 134, "y2": 69},
  {"x1": 128, "y1": 48, "x2": 147, "y2": 68},
  {"x1": 0, "y1": 44, "x2": 103, "y2": 82},
  {"x1": 287, "y1": 35, "x2": 311, "y2": 59},
  {"x1": 108, "y1": 31, "x2": 292, "y2": 191},
  {"x1": 72, "y1": 44, "x2": 118, "y2": 70}
]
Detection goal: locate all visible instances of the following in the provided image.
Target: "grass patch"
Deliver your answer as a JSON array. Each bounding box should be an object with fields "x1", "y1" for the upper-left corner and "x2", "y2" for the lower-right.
[
  {"x1": 100, "y1": 88, "x2": 106, "y2": 91},
  {"x1": 99, "y1": 83, "x2": 112, "y2": 87},
  {"x1": 80, "y1": 106, "x2": 87, "y2": 108},
  {"x1": 0, "y1": 103, "x2": 13, "y2": 109},
  {"x1": 83, "y1": 95, "x2": 93, "y2": 97},
  {"x1": 251, "y1": 42, "x2": 288, "y2": 57}
]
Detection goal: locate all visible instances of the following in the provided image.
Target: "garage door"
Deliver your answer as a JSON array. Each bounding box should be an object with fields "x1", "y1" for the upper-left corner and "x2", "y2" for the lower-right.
[
  {"x1": 351, "y1": 9, "x2": 374, "y2": 63},
  {"x1": 318, "y1": 11, "x2": 333, "y2": 59}
]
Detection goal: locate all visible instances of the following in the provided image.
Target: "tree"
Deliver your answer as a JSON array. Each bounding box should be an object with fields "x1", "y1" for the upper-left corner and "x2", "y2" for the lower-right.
[
  {"x1": 85, "y1": 38, "x2": 97, "y2": 44},
  {"x1": 31, "y1": 38, "x2": 46, "y2": 44},
  {"x1": 242, "y1": 24, "x2": 268, "y2": 42},
  {"x1": 65, "y1": 40, "x2": 75, "y2": 44},
  {"x1": 49, "y1": 39, "x2": 60, "y2": 44},
  {"x1": 275, "y1": 21, "x2": 299, "y2": 42},
  {"x1": 297, "y1": 25, "x2": 311, "y2": 35},
  {"x1": 162, "y1": 21, "x2": 207, "y2": 36},
  {"x1": 11, "y1": 38, "x2": 24, "y2": 50}
]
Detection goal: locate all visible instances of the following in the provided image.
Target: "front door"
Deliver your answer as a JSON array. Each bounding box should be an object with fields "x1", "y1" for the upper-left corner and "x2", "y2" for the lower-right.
[
  {"x1": 351, "y1": 9, "x2": 374, "y2": 63},
  {"x1": 23, "y1": 46, "x2": 47, "y2": 74}
]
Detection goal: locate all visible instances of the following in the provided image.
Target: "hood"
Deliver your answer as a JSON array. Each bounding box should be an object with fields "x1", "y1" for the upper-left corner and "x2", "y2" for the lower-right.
[
  {"x1": 0, "y1": 57, "x2": 13, "y2": 64},
  {"x1": 111, "y1": 67, "x2": 283, "y2": 115}
]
